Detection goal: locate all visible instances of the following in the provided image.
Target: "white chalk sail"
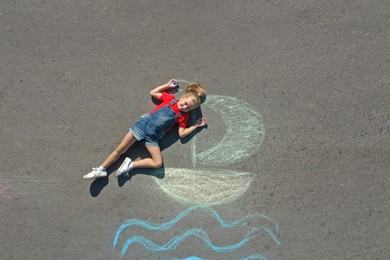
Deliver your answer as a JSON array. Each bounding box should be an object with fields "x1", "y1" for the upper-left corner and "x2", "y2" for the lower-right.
[{"x1": 196, "y1": 95, "x2": 265, "y2": 165}]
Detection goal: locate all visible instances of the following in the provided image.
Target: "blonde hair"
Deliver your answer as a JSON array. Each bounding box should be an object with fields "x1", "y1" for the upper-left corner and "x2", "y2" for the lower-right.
[
  {"x1": 181, "y1": 91, "x2": 201, "y2": 108},
  {"x1": 185, "y1": 82, "x2": 207, "y2": 104}
]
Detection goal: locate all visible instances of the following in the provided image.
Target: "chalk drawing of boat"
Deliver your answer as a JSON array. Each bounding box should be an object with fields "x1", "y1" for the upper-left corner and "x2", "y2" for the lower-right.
[{"x1": 155, "y1": 90, "x2": 265, "y2": 205}]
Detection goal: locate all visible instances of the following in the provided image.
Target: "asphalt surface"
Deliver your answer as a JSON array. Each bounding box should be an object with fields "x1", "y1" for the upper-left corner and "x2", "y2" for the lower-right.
[{"x1": 1, "y1": 1, "x2": 389, "y2": 259}]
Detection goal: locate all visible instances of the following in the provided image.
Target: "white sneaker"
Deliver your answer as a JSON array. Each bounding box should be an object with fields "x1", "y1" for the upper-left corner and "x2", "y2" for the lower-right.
[
  {"x1": 83, "y1": 168, "x2": 107, "y2": 179},
  {"x1": 115, "y1": 157, "x2": 133, "y2": 177}
]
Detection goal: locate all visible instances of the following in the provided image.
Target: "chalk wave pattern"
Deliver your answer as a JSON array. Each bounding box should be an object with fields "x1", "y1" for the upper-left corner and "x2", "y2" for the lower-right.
[{"x1": 113, "y1": 206, "x2": 280, "y2": 258}]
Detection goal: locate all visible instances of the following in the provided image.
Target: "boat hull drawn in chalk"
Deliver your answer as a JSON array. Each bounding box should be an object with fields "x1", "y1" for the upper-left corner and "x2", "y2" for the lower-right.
[{"x1": 154, "y1": 168, "x2": 254, "y2": 205}]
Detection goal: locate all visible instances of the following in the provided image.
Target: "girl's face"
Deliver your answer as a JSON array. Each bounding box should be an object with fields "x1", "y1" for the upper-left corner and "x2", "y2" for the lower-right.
[{"x1": 177, "y1": 97, "x2": 196, "y2": 112}]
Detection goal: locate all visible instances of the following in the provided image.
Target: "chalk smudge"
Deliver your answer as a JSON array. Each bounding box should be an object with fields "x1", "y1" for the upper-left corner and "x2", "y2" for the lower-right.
[{"x1": 0, "y1": 183, "x2": 12, "y2": 200}]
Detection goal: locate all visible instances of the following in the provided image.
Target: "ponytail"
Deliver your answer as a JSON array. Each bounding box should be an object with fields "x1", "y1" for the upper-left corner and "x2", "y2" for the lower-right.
[{"x1": 185, "y1": 82, "x2": 207, "y2": 104}]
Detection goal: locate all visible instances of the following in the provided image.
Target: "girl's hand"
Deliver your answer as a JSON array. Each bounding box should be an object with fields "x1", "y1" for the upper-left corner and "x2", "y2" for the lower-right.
[
  {"x1": 168, "y1": 79, "x2": 178, "y2": 88},
  {"x1": 195, "y1": 118, "x2": 207, "y2": 127}
]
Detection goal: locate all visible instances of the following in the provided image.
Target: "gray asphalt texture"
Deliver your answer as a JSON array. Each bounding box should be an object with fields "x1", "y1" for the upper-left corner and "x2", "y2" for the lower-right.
[{"x1": 1, "y1": 1, "x2": 389, "y2": 259}]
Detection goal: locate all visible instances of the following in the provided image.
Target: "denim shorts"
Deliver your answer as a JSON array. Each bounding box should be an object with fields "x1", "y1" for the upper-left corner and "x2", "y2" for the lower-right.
[{"x1": 129, "y1": 114, "x2": 160, "y2": 147}]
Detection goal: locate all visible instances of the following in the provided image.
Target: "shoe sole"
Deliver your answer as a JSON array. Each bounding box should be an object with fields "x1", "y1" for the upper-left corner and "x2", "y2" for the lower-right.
[
  {"x1": 96, "y1": 172, "x2": 107, "y2": 178},
  {"x1": 116, "y1": 157, "x2": 131, "y2": 177},
  {"x1": 83, "y1": 172, "x2": 107, "y2": 180}
]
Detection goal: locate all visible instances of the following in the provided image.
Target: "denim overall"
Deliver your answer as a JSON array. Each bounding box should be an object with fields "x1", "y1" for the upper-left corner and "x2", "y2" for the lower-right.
[
  {"x1": 130, "y1": 99, "x2": 182, "y2": 146},
  {"x1": 144, "y1": 99, "x2": 182, "y2": 140}
]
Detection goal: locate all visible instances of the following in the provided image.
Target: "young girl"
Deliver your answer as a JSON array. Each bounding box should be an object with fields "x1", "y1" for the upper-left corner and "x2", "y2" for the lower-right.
[{"x1": 83, "y1": 79, "x2": 207, "y2": 179}]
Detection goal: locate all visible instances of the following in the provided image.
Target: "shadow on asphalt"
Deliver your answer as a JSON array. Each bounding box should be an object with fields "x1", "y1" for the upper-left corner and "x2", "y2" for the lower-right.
[{"x1": 89, "y1": 106, "x2": 206, "y2": 197}]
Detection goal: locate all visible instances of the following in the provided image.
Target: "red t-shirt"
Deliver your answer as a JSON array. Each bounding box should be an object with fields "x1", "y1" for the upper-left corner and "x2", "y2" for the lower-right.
[{"x1": 149, "y1": 92, "x2": 189, "y2": 128}]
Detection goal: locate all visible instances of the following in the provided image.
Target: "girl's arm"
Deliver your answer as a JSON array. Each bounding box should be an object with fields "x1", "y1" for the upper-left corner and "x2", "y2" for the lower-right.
[
  {"x1": 150, "y1": 79, "x2": 177, "y2": 100},
  {"x1": 178, "y1": 118, "x2": 207, "y2": 138}
]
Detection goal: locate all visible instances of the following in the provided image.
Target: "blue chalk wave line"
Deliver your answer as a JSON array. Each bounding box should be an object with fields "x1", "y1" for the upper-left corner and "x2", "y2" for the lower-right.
[
  {"x1": 172, "y1": 257, "x2": 204, "y2": 260},
  {"x1": 113, "y1": 205, "x2": 279, "y2": 249},
  {"x1": 241, "y1": 254, "x2": 268, "y2": 260},
  {"x1": 120, "y1": 227, "x2": 276, "y2": 256},
  {"x1": 173, "y1": 255, "x2": 268, "y2": 260}
]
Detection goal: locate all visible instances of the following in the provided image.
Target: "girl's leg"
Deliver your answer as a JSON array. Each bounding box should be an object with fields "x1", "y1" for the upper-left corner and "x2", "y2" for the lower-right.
[
  {"x1": 132, "y1": 145, "x2": 163, "y2": 169},
  {"x1": 101, "y1": 131, "x2": 137, "y2": 168}
]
